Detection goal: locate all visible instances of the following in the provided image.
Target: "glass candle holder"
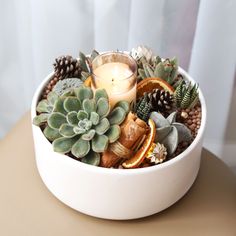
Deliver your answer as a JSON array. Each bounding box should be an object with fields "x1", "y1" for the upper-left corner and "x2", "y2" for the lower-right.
[{"x1": 91, "y1": 52, "x2": 137, "y2": 108}]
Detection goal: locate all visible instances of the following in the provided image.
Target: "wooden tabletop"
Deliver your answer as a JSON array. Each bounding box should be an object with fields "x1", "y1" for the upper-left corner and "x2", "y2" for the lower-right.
[{"x1": 0, "y1": 112, "x2": 235, "y2": 236}]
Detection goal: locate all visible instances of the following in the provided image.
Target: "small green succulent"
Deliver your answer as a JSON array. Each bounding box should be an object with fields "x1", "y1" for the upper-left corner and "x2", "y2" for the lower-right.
[
  {"x1": 138, "y1": 57, "x2": 178, "y2": 85},
  {"x1": 34, "y1": 86, "x2": 129, "y2": 166},
  {"x1": 80, "y1": 50, "x2": 100, "y2": 81},
  {"x1": 134, "y1": 93, "x2": 152, "y2": 122},
  {"x1": 33, "y1": 91, "x2": 59, "y2": 126},
  {"x1": 174, "y1": 80, "x2": 199, "y2": 109},
  {"x1": 52, "y1": 78, "x2": 84, "y2": 96},
  {"x1": 150, "y1": 111, "x2": 192, "y2": 156}
]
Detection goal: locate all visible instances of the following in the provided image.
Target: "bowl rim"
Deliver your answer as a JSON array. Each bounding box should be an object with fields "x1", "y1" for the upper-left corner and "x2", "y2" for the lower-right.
[{"x1": 31, "y1": 66, "x2": 207, "y2": 175}]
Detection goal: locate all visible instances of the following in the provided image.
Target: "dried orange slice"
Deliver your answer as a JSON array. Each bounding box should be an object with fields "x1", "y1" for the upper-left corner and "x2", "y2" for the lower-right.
[
  {"x1": 84, "y1": 76, "x2": 92, "y2": 87},
  {"x1": 122, "y1": 119, "x2": 156, "y2": 168},
  {"x1": 137, "y1": 77, "x2": 174, "y2": 99}
]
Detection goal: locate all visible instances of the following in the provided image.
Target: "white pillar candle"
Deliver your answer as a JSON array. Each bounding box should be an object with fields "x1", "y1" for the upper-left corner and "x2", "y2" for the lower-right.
[{"x1": 92, "y1": 62, "x2": 136, "y2": 108}]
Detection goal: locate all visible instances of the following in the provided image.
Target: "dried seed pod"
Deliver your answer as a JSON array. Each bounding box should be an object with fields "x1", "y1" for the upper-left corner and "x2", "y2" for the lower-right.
[{"x1": 146, "y1": 143, "x2": 167, "y2": 164}]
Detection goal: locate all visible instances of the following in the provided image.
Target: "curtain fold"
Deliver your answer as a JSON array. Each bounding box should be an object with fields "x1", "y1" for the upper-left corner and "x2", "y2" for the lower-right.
[{"x1": 189, "y1": 0, "x2": 236, "y2": 156}]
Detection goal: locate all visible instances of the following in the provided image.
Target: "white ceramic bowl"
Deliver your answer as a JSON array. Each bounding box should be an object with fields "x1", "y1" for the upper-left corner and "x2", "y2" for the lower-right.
[{"x1": 31, "y1": 67, "x2": 206, "y2": 220}]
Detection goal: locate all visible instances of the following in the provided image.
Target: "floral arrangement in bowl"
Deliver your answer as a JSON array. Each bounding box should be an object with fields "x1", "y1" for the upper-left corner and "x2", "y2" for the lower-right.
[
  {"x1": 33, "y1": 46, "x2": 202, "y2": 169},
  {"x1": 31, "y1": 46, "x2": 206, "y2": 220}
]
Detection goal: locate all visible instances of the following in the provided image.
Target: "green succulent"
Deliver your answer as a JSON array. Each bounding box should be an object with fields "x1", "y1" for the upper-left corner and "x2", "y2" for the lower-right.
[
  {"x1": 174, "y1": 80, "x2": 199, "y2": 109},
  {"x1": 150, "y1": 111, "x2": 192, "y2": 156},
  {"x1": 52, "y1": 78, "x2": 83, "y2": 96},
  {"x1": 134, "y1": 93, "x2": 152, "y2": 122},
  {"x1": 33, "y1": 91, "x2": 59, "y2": 126},
  {"x1": 80, "y1": 50, "x2": 99, "y2": 81},
  {"x1": 138, "y1": 57, "x2": 178, "y2": 85},
  {"x1": 34, "y1": 86, "x2": 129, "y2": 166}
]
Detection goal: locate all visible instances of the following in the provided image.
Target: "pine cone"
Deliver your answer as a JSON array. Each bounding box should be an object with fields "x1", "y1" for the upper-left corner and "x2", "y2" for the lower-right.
[
  {"x1": 54, "y1": 55, "x2": 82, "y2": 80},
  {"x1": 42, "y1": 53, "x2": 90, "y2": 99},
  {"x1": 146, "y1": 89, "x2": 173, "y2": 112}
]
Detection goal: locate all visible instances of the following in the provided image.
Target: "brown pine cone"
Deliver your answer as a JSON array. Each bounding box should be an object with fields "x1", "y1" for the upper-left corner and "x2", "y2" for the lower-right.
[
  {"x1": 54, "y1": 55, "x2": 81, "y2": 79},
  {"x1": 146, "y1": 89, "x2": 173, "y2": 112},
  {"x1": 41, "y1": 55, "x2": 83, "y2": 99}
]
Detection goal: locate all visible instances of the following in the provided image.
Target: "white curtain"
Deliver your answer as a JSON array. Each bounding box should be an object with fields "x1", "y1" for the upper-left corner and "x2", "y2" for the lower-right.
[{"x1": 0, "y1": 0, "x2": 235, "y2": 160}]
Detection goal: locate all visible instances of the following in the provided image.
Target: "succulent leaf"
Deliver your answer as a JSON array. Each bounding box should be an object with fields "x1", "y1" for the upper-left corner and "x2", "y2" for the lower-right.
[
  {"x1": 79, "y1": 52, "x2": 90, "y2": 72},
  {"x1": 73, "y1": 126, "x2": 87, "y2": 135},
  {"x1": 75, "y1": 86, "x2": 93, "y2": 101},
  {"x1": 96, "y1": 97, "x2": 110, "y2": 118},
  {"x1": 90, "y1": 50, "x2": 100, "y2": 61},
  {"x1": 59, "y1": 124, "x2": 76, "y2": 138},
  {"x1": 138, "y1": 68, "x2": 146, "y2": 80},
  {"x1": 66, "y1": 111, "x2": 79, "y2": 125},
  {"x1": 169, "y1": 57, "x2": 178, "y2": 82},
  {"x1": 48, "y1": 112, "x2": 67, "y2": 129},
  {"x1": 108, "y1": 107, "x2": 126, "y2": 125},
  {"x1": 174, "y1": 80, "x2": 184, "y2": 107},
  {"x1": 161, "y1": 126, "x2": 178, "y2": 155},
  {"x1": 61, "y1": 90, "x2": 75, "y2": 98},
  {"x1": 92, "y1": 134, "x2": 109, "y2": 153},
  {"x1": 53, "y1": 136, "x2": 78, "y2": 154},
  {"x1": 95, "y1": 88, "x2": 109, "y2": 102},
  {"x1": 81, "y1": 151, "x2": 100, "y2": 166},
  {"x1": 82, "y1": 99, "x2": 96, "y2": 114},
  {"x1": 115, "y1": 101, "x2": 130, "y2": 114},
  {"x1": 33, "y1": 113, "x2": 49, "y2": 126},
  {"x1": 172, "y1": 122, "x2": 192, "y2": 143},
  {"x1": 43, "y1": 125, "x2": 61, "y2": 141},
  {"x1": 155, "y1": 126, "x2": 172, "y2": 143},
  {"x1": 36, "y1": 100, "x2": 51, "y2": 113},
  {"x1": 78, "y1": 119, "x2": 92, "y2": 131},
  {"x1": 64, "y1": 97, "x2": 81, "y2": 112},
  {"x1": 47, "y1": 91, "x2": 59, "y2": 106},
  {"x1": 167, "y1": 111, "x2": 177, "y2": 124},
  {"x1": 144, "y1": 64, "x2": 154, "y2": 77},
  {"x1": 181, "y1": 85, "x2": 192, "y2": 109},
  {"x1": 53, "y1": 98, "x2": 67, "y2": 114},
  {"x1": 150, "y1": 112, "x2": 170, "y2": 127},
  {"x1": 95, "y1": 118, "x2": 110, "y2": 135},
  {"x1": 105, "y1": 125, "x2": 121, "y2": 143},
  {"x1": 90, "y1": 111, "x2": 100, "y2": 125},
  {"x1": 154, "y1": 63, "x2": 166, "y2": 79},
  {"x1": 77, "y1": 110, "x2": 89, "y2": 120},
  {"x1": 189, "y1": 95, "x2": 199, "y2": 109},
  {"x1": 71, "y1": 137, "x2": 90, "y2": 158},
  {"x1": 82, "y1": 129, "x2": 96, "y2": 141},
  {"x1": 81, "y1": 71, "x2": 90, "y2": 82}
]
